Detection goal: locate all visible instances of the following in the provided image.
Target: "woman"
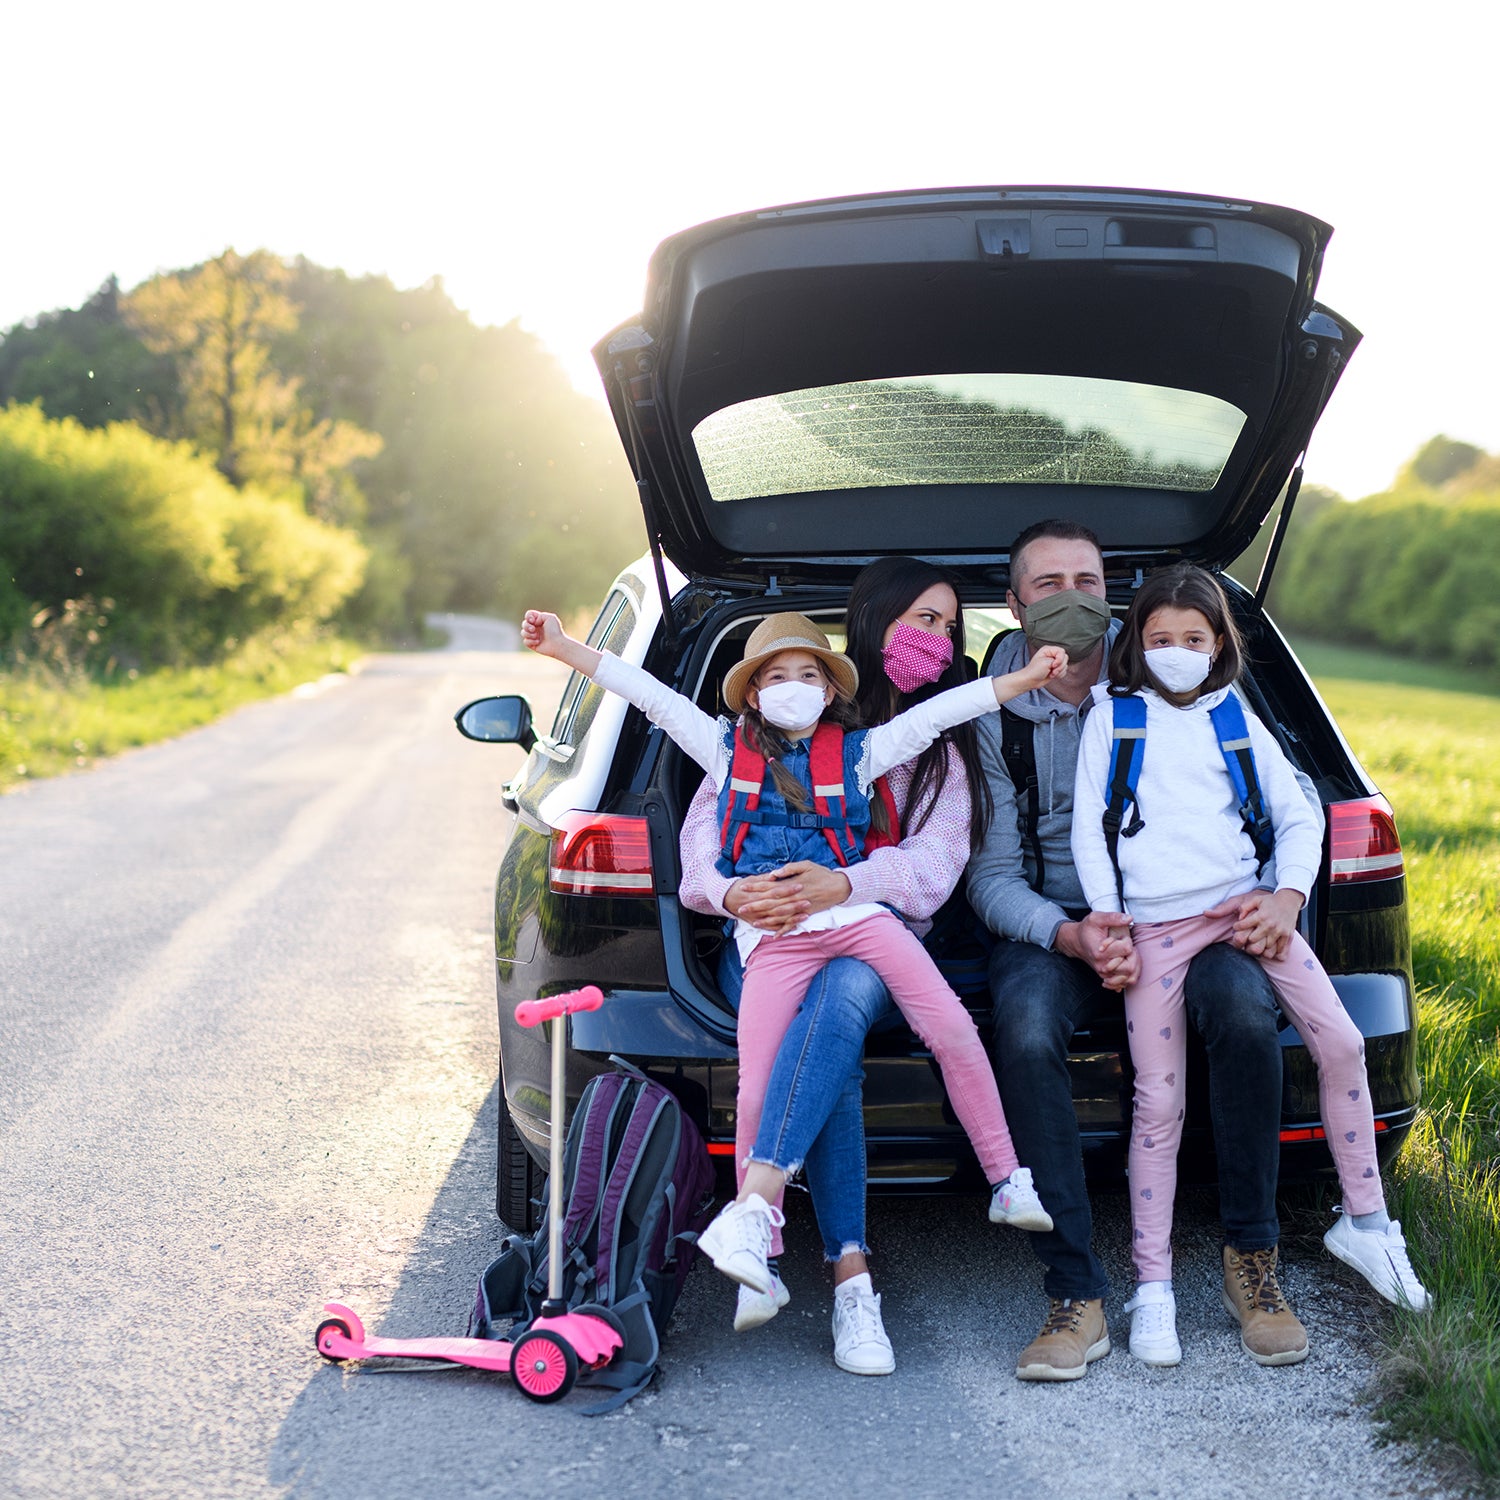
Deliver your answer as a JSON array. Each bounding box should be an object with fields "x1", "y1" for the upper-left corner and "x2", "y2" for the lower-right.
[{"x1": 677, "y1": 556, "x2": 996, "y2": 1375}]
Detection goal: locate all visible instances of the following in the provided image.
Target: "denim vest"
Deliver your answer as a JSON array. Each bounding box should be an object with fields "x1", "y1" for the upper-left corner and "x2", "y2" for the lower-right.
[{"x1": 713, "y1": 722, "x2": 874, "y2": 877}]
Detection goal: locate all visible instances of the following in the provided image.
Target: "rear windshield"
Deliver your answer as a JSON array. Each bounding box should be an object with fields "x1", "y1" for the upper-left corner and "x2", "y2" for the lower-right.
[{"x1": 691, "y1": 374, "x2": 1245, "y2": 502}]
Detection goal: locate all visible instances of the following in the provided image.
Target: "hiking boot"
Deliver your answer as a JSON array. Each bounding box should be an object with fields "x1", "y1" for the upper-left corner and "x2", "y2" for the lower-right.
[
  {"x1": 832, "y1": 1278, "x2": 895, "y2": 1376},
  {"x1": 1221, "y1": 1245, "x2": 1309, "y2": 1366},
  {"x1": 988, "y1": 1166, "x2": 1055, "y2": 1232},
  {"x1": 1323, "y1": 1211, "x2": 1432, "y2": 1311},
  {"x1": 696, "y1": 1193, "x2": 785, "y2": 1295},
  {"x1": 1123, "y1": 1282, "x2": 1182, "y2": 1367},
  {"x1": 734, "y1": 1272, "x2": 790, "y2": 1332},
  {"x1": 1014, "y1": 1297, "x2": 1110, "y2": 1381}
]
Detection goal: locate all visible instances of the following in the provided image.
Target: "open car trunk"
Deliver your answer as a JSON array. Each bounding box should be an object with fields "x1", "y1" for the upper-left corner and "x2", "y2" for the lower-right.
[{"x1": 595, "y1": 185, "x2": 1360, "y2": 600}]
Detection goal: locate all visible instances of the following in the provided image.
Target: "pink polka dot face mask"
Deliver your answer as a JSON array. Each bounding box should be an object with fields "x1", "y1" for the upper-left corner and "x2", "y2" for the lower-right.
[{"x1": 882, "y1": 619, "x2": 954, "y2": 692}]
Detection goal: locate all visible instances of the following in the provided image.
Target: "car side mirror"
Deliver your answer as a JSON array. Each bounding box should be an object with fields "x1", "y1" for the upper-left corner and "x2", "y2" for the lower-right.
[{"x1": 454, "y1": 695, "x2": 536, "y2": 750}]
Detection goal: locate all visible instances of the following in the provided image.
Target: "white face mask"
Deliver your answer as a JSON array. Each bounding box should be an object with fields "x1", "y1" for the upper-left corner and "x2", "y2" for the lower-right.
[
  {"x1": 1145, "y1": 645, "x2": 1214, "y2": 695},
  {"x1": 754, "y1": 680, "x2": 828, "y2": 731}
]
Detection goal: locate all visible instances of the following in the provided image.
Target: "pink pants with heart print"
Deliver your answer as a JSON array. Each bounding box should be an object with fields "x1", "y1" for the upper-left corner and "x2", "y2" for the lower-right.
[{"x1": 1124, "y1": 908, "x2": 1385, "y2": 1282}]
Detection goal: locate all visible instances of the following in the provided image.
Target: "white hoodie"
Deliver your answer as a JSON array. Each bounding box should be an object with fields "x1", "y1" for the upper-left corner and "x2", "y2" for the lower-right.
[{"x1": 1071, "y1": 684, "x2": 1324, "y2": 922}]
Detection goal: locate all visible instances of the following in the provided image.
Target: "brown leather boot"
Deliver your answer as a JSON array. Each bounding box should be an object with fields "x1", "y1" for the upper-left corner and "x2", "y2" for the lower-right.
[
  {"x1": 1222, "y1": 1245, "x2": 1310, "y2": 1366},
  {"x1": 1015, "y1": 1297, "x2": 1111, "y2": 1381}
]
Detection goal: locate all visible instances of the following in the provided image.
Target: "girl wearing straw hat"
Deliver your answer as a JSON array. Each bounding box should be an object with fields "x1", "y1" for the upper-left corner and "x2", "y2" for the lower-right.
[{"x1": 522, "y1": 605, "x2": 1066, "y2": 1309}]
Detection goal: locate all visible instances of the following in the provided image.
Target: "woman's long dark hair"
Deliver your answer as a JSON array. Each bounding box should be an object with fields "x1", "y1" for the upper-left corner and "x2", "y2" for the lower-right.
[
  {"x1": 1108, "y1": 562, "x2": 1244, "y2": 703},
  {"x1": 843, "y1": 556, "x2": 994, "y2": 852}
]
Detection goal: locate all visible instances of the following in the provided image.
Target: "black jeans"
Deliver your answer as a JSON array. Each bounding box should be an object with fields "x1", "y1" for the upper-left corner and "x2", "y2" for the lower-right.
[{"x1": 988, "y1": 937, "x2": 1282, "y2": 1302}]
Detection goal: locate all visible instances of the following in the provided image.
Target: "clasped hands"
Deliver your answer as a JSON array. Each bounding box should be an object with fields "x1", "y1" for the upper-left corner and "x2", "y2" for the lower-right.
[{"x1": 724, "y1": 861, "x2": 853, "y2": 932}]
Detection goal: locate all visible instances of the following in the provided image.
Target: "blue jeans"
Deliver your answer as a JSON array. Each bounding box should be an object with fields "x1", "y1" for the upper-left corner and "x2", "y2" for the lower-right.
[
  {"x1": 718, "y1": 948, "x2": 895, "y2": 1261},
  {"x1": 988, "y1": 937, "x2": 1282, "y2": 1302}
]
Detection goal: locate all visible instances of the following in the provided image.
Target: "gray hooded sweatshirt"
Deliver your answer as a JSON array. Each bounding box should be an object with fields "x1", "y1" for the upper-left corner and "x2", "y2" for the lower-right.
[{"x1": 965, "y1": 622, "x2": 1122, "y2": 950}]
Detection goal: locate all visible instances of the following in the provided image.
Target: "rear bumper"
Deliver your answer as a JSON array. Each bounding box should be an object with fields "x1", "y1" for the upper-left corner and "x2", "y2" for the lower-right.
[{"x1": 498, "y1": 963, "x2": 1419, "y2": 1194}]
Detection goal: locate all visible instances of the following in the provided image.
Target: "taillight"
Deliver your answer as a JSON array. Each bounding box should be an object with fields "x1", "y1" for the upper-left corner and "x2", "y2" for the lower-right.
[
  {"x1": 1281, "y1": 1120, "x2": 1389, "y2": 1143},
  {"x1": 1327, "y1": 796, "x2": 1404, "y2": 883},
  {"x1": 549, "y1": 810, "x2": 653, "y2": 895}
]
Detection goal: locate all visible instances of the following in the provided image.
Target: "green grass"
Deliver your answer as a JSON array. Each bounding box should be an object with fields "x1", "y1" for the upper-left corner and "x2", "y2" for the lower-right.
[
  {"x1": 1294, "y1": 636, "x2": 1500, "y2": 698},
  {"x1": 1296, "y1": 637, "x2": 1500, "y2": 1484},
  {"x1": 0, "y1": 628, "x2": 364, "y2": 792}
]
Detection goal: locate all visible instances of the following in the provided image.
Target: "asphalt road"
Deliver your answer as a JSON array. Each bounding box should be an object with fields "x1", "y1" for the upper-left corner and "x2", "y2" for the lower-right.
[{"x1": 0, "y1": 622, "x2": 1461, "y2": 1498}]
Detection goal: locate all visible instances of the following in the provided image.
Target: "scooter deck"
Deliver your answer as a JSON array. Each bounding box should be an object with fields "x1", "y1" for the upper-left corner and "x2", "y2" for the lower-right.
[{"x1": 316, "y1": 1302, "x2": 623, "y2": 1370}]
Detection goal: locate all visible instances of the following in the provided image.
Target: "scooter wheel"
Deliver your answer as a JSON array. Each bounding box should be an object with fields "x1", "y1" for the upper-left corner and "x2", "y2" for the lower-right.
[
  {"x1": 511, "y1": 1329, "x2": 577, "y2": 1403},
  {"x1": 569, "y1": 1303, "x2": 628, "y2": 1366},
  {"x1": 315, "y1": 1318, "x2": 353, "y2": 1362}
]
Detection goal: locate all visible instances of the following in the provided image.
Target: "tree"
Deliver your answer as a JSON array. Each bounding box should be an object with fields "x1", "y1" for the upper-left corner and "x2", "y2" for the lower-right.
[
  {"x1": 0, "y1": 278, "x2": 181, "y2": 431},
  {"x1": 123, "y1": 250, "x2": 380, "y2": 517},
  {"x1": 283, "y1": 261, "x2": 639, "y2": 617},
  {"x1": 7, "y1": 253, "x2": 642, "y2": 631},
  {"x1": 1399, "y1": 434, "x2": 1485, "y2": 491}
]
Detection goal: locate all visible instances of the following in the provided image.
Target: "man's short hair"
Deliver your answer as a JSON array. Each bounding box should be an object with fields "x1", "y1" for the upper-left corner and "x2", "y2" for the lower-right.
[{"x1": 1009, "y1": 520, "x2": 1104, "y2": 583}]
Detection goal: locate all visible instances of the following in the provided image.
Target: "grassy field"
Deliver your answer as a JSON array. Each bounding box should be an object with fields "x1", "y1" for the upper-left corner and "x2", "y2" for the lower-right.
[
  {"x1": 0, "y1": 629, "x2": 363, "y2": 793},
  {"x1": 1295, "y1": 639, "x2": 1500, "y2": 1484}
]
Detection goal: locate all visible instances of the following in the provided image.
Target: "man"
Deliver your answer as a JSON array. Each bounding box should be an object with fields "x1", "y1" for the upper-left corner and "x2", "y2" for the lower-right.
[{"x1": 966, "y1": 520, "x2": 1307, "y2": 1378}]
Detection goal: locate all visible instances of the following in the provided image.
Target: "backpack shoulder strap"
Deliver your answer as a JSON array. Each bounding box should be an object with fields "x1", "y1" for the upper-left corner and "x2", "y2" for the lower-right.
[
  {"x1": 808, "y1": 722, "x2": 859, "y2": 867},
  {"x1": 998, "y1": 706, "x2": 1043, "y2": 894},
  {"x1": 720, "y1": 725, "x2": 765, "y2": 867},
  {"x1": 552, "y1": 1072, "x2": 634, "y2": 1302},
  {"x1": 1101, "y1": 694, "x2": 1147, "y2": 907},
  {"x1": 593, "y1": 1083, "x2": 678, "y2": 1303},
  {"x1": 1209, "y1": 695, "x2": 1276, "y2": 873}
]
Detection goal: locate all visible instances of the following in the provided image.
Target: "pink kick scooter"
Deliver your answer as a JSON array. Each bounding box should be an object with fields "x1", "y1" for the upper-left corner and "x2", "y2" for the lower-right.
[{"x1": 314, "y1": 986, "x2": 626, "y2": 1403}]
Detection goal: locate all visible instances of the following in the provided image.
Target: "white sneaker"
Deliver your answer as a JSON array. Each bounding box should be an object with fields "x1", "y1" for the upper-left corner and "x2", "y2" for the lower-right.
[
  {"x1": 696, "y1": 1193, "x2": 784, "y2": 1294},
  {"x1": 734, "y1": 1272, "x2": 790, "y2": 1332},
  {"x1": 1124, "y1": 1283, "x2": 1182, "y2": 1367},
  {"x1": 989, "y1": 1167, "x2": 1055, "y2": 1232},
  {"x1": 1323, "y1": 1211, "x2": 1432, "y2": 1311},
  {"x1": 832, "y1": 1279, "x2": 895, "y2": 1376}
]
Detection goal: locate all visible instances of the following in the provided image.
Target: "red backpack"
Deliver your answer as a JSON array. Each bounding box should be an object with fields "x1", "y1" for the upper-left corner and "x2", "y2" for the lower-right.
[{"x1": 718, "y1": 721, "x2": 900, "y2": 870}]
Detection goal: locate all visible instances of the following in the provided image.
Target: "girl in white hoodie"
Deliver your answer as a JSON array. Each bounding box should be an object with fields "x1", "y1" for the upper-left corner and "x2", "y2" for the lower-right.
[{"x1": 1071, "y1": 564, "x2": 1429, "y2": 1367}]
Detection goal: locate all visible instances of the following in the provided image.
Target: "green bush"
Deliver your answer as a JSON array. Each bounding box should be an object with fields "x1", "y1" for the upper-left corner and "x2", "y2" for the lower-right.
[
  {"x1": 216, "y1": 486, "x2": 367, "y2": 635},
  {"x1": 1274, "y1": 488, "x2": 1500, "y2": 673},
  {"x1": 0, "y1": 402, "x2": 366, "y2": 664}
]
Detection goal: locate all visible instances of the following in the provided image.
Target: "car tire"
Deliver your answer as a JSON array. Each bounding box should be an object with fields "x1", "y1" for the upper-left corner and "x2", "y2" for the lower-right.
[{"x1": 497, "y1": 1077, "x2": 544, "y2": 1232}]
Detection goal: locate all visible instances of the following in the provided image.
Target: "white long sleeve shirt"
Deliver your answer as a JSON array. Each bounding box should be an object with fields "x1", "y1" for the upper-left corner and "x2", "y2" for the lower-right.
[{"x1": 1071, "y1": 685, "x2": 1324, "y2": 922}]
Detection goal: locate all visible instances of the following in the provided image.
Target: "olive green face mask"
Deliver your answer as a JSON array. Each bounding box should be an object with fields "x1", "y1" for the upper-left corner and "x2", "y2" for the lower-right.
[{"x1": 1018, "y1": 589, "x2": 1112, "y2": 662}]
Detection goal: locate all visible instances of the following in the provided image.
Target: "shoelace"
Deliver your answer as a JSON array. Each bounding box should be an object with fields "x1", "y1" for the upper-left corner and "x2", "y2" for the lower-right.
[
  {"x1": 724, "y1": 1200, "x2": 785, "y2": 1256},
  {"x1": 1381, "y1": 1233, "x2": 1421, "y2": 1290},
  {"x1": 837, "y1": 1290, "x2": 885, "y2": 1345},
  {"x1": 1127, "y1": 1295, "x2": 1175, "y2": 1340},
  {"x1": 1040, "y1": 1298, "x2": 1087, "y2": 1335},
  {"x1": 1233, "y1": 1249, "x2": 1290, "y2": 1314}
]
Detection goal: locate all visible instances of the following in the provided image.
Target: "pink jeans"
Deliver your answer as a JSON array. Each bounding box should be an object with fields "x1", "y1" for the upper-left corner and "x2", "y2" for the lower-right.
[
  {"x1": 736, "y1": 912, "x2": 1019, "y2": 1253},
  {"x1": 1125, "y1": 908, "x2": 1384, "y2": 1281}
]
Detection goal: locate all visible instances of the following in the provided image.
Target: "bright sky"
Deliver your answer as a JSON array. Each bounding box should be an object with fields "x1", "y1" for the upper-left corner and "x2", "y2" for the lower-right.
[{"x1": 3, "y1": 0, "x2": 1492, "y2": 502}]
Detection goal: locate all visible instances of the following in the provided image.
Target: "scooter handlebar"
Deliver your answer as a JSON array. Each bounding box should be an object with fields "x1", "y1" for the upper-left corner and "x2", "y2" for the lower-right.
[{"x1": 514, "y1": 986, "x2": 605, "y2": 1028}]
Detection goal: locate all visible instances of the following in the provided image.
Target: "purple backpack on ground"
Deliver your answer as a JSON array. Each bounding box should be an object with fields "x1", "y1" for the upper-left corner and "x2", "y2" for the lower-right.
[{"x1": 469, "y1": 1061, "x2": 716, "y2": 1412}]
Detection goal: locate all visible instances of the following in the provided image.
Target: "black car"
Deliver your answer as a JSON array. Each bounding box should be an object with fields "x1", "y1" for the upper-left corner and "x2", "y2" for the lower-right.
[{"x1": 458, "y1": 185, "x2": 1417, "y2": 1231}]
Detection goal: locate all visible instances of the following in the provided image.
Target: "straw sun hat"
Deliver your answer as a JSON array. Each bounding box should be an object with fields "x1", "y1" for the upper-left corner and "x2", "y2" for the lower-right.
[{"x1": 721, "y1": 612, "x2": 859, "y2": 714}]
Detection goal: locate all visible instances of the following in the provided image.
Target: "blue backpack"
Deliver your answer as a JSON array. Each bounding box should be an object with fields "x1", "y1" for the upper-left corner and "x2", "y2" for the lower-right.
[
  {"x1": 1101, "y1": 692, "x2": 1275, "y2": 906},
  {"x1": 469, "y1": 1063, "x2": 716, "y2": 1413}
]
